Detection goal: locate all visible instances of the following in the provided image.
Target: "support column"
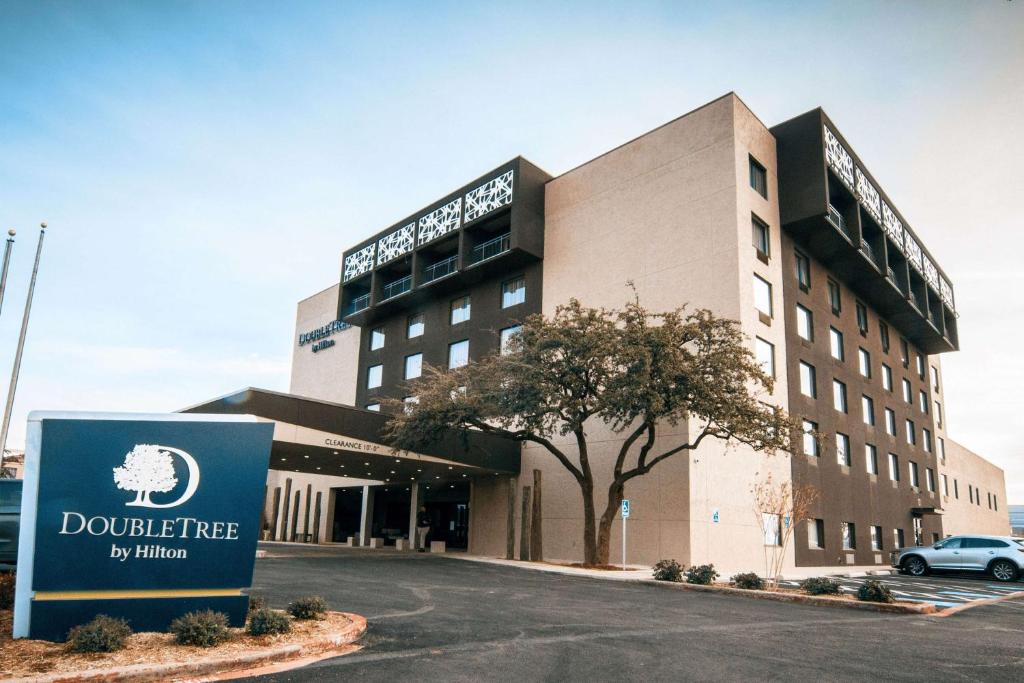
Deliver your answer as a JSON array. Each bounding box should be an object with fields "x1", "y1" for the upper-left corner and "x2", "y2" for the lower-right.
[
  {"x1": 280, "y1": 478, "x2": 293, "y2": 542},
  {"x1": 505, "y1": 477, "x2": 516, "y2": 560},
  {"x1": 269, "y1": 487, "x2": 282, "y2": 541},
  {"x1": 313, "y1": 491, "x2": 322, "y2": 544},
  {"x1": 519, "y1": 485, "x2": 532, "y2": 561},
  {"x1": 531, "y1": 469, "x2": 543, "y2": 562},
  {"x1": 408, "y1": 483, "x2": 420, "y2": 549},
  {"x1": 359, "y1": 485, "x2": 375, "y2": 547}
]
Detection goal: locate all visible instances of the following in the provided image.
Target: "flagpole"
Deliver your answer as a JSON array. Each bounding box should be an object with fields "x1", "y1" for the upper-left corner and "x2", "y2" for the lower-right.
[
  {"x1": 0, "y1": 229, "x2": 16, "y2": 475},
  {"x1": 0, "y1": 223, "x2": 46, "y2": 467}
]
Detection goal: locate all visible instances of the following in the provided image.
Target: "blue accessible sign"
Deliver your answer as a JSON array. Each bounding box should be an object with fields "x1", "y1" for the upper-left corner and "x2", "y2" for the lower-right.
[
  {"x1": 14, "y1": 411, "x2": 273, "y2": 641},
  {"x1": 621, "y1": 499, "x2": 631, "y2": 518}
]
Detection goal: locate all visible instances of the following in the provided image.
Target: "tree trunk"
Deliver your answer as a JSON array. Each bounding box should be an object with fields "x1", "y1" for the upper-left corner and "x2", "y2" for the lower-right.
[
  {"x1": 595, "y1": 481, "x2": 625, "y2": 566},
  {"x1": 580, "y1": 479, "x2": 599, "y2": 565}
]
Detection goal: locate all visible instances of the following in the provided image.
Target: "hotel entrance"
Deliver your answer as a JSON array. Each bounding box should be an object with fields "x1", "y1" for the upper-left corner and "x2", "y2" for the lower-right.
[{"x1": 422, "y1": 482, "x2": 470, "y2": 550}]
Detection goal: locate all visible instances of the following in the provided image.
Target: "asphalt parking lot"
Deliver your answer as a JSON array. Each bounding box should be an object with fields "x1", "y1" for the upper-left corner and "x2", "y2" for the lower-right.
[{"x1": 778, "y1": 573, "x2": 1024, "y2": 609}]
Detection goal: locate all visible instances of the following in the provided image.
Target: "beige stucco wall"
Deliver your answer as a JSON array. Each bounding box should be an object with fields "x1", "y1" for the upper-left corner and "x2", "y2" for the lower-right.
[
  {"x1": 289, "y1": 284, "x2": 360, "y2": 404},
  {"x1": 939, "y1": 439, "x2": 1010, "y2": 536}
]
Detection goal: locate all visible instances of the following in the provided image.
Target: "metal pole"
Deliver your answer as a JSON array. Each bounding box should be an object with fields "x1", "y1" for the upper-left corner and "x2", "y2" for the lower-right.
[
  {"x1": 0, "y1": 229, "x2": 16, "y2": 475},
  {"x1": 0, "y1": 223, "x2": 46, "y2": 460},
  {"x1": 622, "y1": 514, "x2": 627, "y2": 571}
]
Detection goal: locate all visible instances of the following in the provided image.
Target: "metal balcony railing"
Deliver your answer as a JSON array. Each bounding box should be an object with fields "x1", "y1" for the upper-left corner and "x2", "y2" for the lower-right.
[
  {"x1": 827, "y1": 205, "x2": 849, "y2": 237},
  {"x1": 908, "y1": 290, "x2": 920, "y2": 309},
  {"x1": 382, "y1": 274, "x2": 412, "y2": 301},
  {"x1": 423, "y1": 255, "x2": 458, "y2": 283},
  {"x1": 470, "y1": 232, "x2": 511, "y2": 264},
  {"x1": 347, "y1": 293, "x2": 370, "y2": 316},
  {"x1": 860, "y1": 239, "x2": 877, "y2": 264}
]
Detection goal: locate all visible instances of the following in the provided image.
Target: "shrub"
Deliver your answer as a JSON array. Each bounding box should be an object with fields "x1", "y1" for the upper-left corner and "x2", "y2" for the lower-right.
[
  {"x1": 857, "y1": 579, "x2": 895, "y2": 604},
  {"x1": 247, "y1": 594, "x2": 266, "y2": 613},
  {"x1": 66, "y1": 615, "x2": 132, "y2": 653},
  {"x1": 730, "y1": 572, "x2": 765, "y2": 590},
  {"x1": 0, "y1": 572, "x2": 14, "y2": 609},
  {"x1": 652, "y1": 559, "x2": 684, "y2": 582},
  {"x1": 685, "y1": 564, "x2": 719, "y2": 585},
  {"x1": 247, "y1": 608, "x2": 291, "y2": 636},
  {"x1": 800, "y1": 577, "x2": 842, "y2": 595},
  {"x1": 287, "y1": 595, "x2": 327, "y2": 620},
  {"x1": 170, "y1": 610, "x2": 231, "y2": 647}
]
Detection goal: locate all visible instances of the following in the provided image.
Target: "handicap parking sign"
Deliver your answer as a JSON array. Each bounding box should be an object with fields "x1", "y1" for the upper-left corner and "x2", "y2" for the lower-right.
[{"x1": 621, "y1": 499, "x2": 631, "y2": 518}]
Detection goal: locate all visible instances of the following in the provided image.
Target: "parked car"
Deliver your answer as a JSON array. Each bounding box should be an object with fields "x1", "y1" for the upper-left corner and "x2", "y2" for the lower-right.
[
  {"x1": 892, "y1": 535, "x2": 1024, "y2": 582},
  {"x1": 0, "y1": 479, "x2": 21, "y2": 568}
]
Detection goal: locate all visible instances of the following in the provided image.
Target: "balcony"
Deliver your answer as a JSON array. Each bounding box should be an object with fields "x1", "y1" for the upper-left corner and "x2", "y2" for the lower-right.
[
  {"x1": 423, "y1": 254, "x2": 458, "y2": 283},
  {"x1": 827, "y1": 205, "x2": 849, "y2": 238},
  {"x1": 860, "y1": 239, "x2": 877, "y2": 265},
  {"x1": 382, "y1": 275, "x2": 412, "y2": 301},
  {"x1": 470, "y1": 232, "x2": 510, "y2": 264},
  {"x1": 347, "y1": 293, "x2": 370, "y2": 316}
]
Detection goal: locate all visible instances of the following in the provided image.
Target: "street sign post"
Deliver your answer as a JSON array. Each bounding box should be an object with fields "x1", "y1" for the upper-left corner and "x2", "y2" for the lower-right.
[{"x1": 621, "y1": 499, "x2": 630, "y2": 570}]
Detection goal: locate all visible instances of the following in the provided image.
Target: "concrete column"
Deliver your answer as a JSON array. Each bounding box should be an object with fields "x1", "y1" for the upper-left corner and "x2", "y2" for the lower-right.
[
  {"x1": 359, "y1": 485, "x2": 376, "y2": 546},
  {"x1": 408, "y1": 483, "x2": 420, "y2": 549}
]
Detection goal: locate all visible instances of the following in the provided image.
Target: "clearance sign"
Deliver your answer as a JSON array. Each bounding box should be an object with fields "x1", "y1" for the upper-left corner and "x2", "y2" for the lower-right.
[{"x1": 14, "y1": 412, "x2": 272, "y2": 641}]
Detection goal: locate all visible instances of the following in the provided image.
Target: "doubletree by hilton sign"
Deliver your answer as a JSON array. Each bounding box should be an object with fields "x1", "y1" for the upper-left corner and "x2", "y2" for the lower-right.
[
  {"x1": 298, "y1": 319, "x2": 349, "y2": 353},
  {"x1": 14, "y1": 411, "x2": 273, "y2": 641}
]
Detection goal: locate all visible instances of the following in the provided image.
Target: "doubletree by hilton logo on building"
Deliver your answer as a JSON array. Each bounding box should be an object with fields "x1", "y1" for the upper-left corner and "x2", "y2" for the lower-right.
[
  {"x1": 298, "y1": 319, "x2": 349, "y2": 353},
  {"x1": 58, "y1": 444, "x2": 240, "y2": 562}
]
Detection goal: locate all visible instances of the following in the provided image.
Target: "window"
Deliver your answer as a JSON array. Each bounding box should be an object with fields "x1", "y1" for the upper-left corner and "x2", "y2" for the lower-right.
[
  {"x1": 796, "y1": 305, "x2": 814, "y2": 341},
  {"x1": 919, "y1": 390, "x2": 929, "y2": 414},
  {"x1": 827, "y1": 279, "x2": 841, "y2": 314},
  {"x1": 752, "y1": 215, "x2": 770, "y2": 259},
  {"x1": 871, "y1": 526, "x2": 883, "y2": 551},
  {"x1": 968, "y1": 484, "x2": 974, "y2": 504},
  {"x1": 802, "y1": 420, "x2": 819, "y2": 457},
  {"x1": 842, "y1": 522, "x2": 856, "y2": 550},
  {"x1": 365, "y1": 403, "x2": 380, "y2": 412},
  {"x1": 808, "y1": 519, "x2": 825, "y2": 549},
  {"x1": 926, "y1": 468, "x2": 935, "y2": 493},
  {"x1": 500, "y1": 325, "x2": 523, "y2": 355},
  {"x1": 862, "y1": 395, "x2": 875, "y2": 425},
  {"x1": 448, "y1": 340, "x2": 469, "y2": 369},
  {"x1": 403, "y1": 395, "x2": 419, "y2": 414},
  {"x1": 916, "y1": 354, "x2": 925, "y2": 379},
  {"x1": 856, "y1": 302, "x2": 869, "y2": 334},
  {"x1": 829, "y1": 327, "x2": 844, "y2": 361},
  {"x1": 902, "y1": 379, "x2": 912, "y2": 404},
  {"x1": 753, "y1": 275, "x2": 773, "y2": 318},
  {"x1": 404, "y1": 353, "x2": 423, "y2": 380},
  {"x1": 799, "y1": 362, "x2": 817, "y2": 398},
  {"x1": 922, "y1": 428, "x2": 932, "y2": 453},
  {"x1": 407, "y1": 313, "x2": 425, "y2": 338},
  {"x1": 909, "y1": 461, "x2": 920, "y2": 488},
  {"x1": 885, "y1": 408, "x2": 896, "y2": 436},
  {"x1": 749, "y1": 156, "x2": 767, "y2": 197},
  {"x1": 370, "y1": 327, "x2": 385, "y2": 351},
  {"x1": 755, "y1": 337, "x2": 775, "y2": 378},
  {"x1": 450, "y1": 296, "x2": 471, "y2": 325},
  {"x1": 858, "y1": 348, "x2": 871, "y2": 378},
  {"x1": 865, "y1": 444, "x2": 878, "y2": 475},
  {"x1": 935, "y1": 401, "x2": 943, "y2": 428},
  {"x1": 882, "y1": 364, "x2": 893, "y2": 391},
  {"x1": 889, "y1": 453, "x2": 900, "y2": 482},
  {"x1": 941, "y1": 473, "x2": 949, "y2": 496},
  {"x1": 905, "y1": 419, "x2": 916, "y2": 445},
  {"x1": 994, "y1": 495, "x2": 998, "y2": 511},
  {"x1": 762, "y1": 513, "x2": 781, "y2": 546},
  {"x1": 879, "y1": 322, "x2": 890, "y2": 352},
  {"x1": 795, "y1": 251, "x2": 811, "y2": 291},
  {"x1": 913, "y1": 517, "x2": 923, "y2": 546},
  {"x1": 833, "y1": 380, "x2": 848, "y2": 413},
  {"x1": 954, "y1": 479, "x2": 959, "y2": 499},
  {"x1": 501, "y1": 276, "x2": 526, "y2": 308},
  {"x1": 931, "y1": 366, "x2": 940, "y2": 393},
  {"x1": 900, "y1": 338, "x2": 909, "y2": 368},
  {"x1": 894, "y1": 528, "x2": 905, "y2": 549},
  {"x1": 836, "y1": 432, "x2": 851, "y2": 466},
  {"x1": 366, "y1": 364, "x2": 383, "y2": 389},
  {"x1": 938, "y1": 437, "x2": 946, "y2": 463}
]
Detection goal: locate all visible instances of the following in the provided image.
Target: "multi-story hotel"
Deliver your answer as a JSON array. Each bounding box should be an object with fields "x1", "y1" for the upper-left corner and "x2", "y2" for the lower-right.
[{"x1": 190, "y1": 93, "x2": 1009, "y2": 571}]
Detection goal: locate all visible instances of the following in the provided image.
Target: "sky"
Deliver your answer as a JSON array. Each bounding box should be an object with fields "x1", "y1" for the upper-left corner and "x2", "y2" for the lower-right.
[{"x1": 0, "y1": 1, "x2": 1021, "y2": 497}]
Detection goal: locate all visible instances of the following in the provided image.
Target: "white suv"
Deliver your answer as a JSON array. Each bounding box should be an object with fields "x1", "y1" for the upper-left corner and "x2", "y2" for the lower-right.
[{"x1": 893, "y1": 535, "x2": 1024, "y2": 582}]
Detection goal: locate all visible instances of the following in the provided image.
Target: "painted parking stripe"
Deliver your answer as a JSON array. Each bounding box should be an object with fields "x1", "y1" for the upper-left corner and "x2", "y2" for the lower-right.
[{"x1": 938, "y1": 590, "x2": 998, "y2": 599}]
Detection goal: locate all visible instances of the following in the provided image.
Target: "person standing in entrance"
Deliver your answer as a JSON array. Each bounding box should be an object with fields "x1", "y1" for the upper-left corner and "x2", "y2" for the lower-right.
[{"x1": 416, "y1": 505, "x2": 431, "y2": 552}]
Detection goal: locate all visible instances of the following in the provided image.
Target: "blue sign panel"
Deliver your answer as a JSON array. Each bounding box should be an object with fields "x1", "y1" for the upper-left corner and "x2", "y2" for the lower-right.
[
  {"x1": 621, "y1": 499, "x2": 630, "y2": 518},
  {"x1": 14, "y1": 412, "x2": 272, "y2": 641}
]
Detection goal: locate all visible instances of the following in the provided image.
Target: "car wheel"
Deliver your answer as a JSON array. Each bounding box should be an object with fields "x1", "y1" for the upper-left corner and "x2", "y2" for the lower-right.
[
  {"x1": 904, "y1": 556, "x2": 928, "y2": 577},
  {"x1": 990, "y1": 560, "x2": 1018, "y2": 582}
]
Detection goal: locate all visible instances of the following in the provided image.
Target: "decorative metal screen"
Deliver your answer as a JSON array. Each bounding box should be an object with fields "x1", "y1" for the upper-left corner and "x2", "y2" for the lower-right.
[
  {"x1": 881, "y1": 202, "x2": 904, "y2": 248},
  {"x1": 922, "y1": 256, "x2": 939, "y2": 289},
  {"x1": 465, "y1": 170, "x2": 514, "y2": 223},
  {"x1": 343, "y1": 243, "x2": 376, "y2": 282},
  {"x1": 377, "y1": 223, "x2": 415, "y2": 265},
  {"x1": 418, "y1": 197, "x2": 462, "y2": 244},
  {"x1": 940, "y1": 278, "x2": 955, "y2": 309},
  {"x1": 824, "y1": 126, "x2": 855, "y2": 187},
  {"x1": 855, "y1": 168, "x2": 882, "y2": 223},
  {"x1": 903, "y1": 232, "x2": 923, "y2": 272}
]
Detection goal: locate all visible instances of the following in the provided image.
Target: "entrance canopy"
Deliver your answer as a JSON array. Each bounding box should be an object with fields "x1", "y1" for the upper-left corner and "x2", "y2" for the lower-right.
[{"x1": 183, "y1": 388, "x2": 520, "y2": 484}]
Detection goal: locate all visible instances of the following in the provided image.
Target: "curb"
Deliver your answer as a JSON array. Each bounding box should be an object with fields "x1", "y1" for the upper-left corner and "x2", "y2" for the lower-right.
[{"x1": 10, "y1": 612, "x2": 367, "y2": 683}]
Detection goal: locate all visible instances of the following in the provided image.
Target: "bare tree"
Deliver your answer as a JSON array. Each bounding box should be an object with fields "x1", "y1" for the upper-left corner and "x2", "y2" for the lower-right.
[{"x1": 752, "y1": 471, "x2": 820, "y2": 590}]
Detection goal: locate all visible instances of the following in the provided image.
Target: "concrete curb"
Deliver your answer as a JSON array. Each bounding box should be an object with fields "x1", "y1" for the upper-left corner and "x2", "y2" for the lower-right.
[{"x1": 10, "y1": 612, "x2": 367, "y2": 683}]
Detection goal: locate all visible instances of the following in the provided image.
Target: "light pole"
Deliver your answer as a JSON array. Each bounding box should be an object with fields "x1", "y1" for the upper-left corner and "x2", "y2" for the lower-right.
[{"x1": 0, "y1": 229, "x2": 15, "y2": 475}]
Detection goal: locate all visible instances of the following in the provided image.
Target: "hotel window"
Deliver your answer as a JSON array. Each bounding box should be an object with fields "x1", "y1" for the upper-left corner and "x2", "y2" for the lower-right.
[
  {"x1": 935, "y1": 401, "x2": 943, "y2": 428},
  {"x1": 799, "y1": 362, "x2": 817, "y2": 398},
  {"x1": 994, "y1": 495, "x2": 998, "y2": 511},
  {"x1": 916, "y1": 354, "x2": 926, "y2": 379},
  {"x1": 829, "y1": 327, "x2": 844, "y2": 361},
  {"x1": 795, "y1": 251, "x2": 811, "y2": 291},
  {"x1": 753, "y1": 275, "x2": 773, "y2": 319},
  {"x1": 836, "y1": 432, "x2": 851, "y2": 466},
  {"x1": 922, "y1": 428, "x2": 932, "y2": 453},
  {"x1": 871, "y1": 526, "x2": 883, "y2": 551},
  {"x1": 450, "y1": 295, "x2": 471, "y2": 325},
  {"x1": 752, "y1": 215, "x2": 770, "y2": 260},
  {"x1": 802, "y1": 420, "x2": 819, "y2": 457},
  {"x1": 366, "y1": 364, "x2": 383, "y2": 389},
  {"x1": 885, "y1": 408, "x2": 896, "y2": 436},
  {"x1": 749, "y1": 155, "x2": 767, "y2": 198},
  {"x1": 500, "y1": 325, "x2": 522, "y2": 356},
  {"x1": 938, "y1": 437, "x2": 946, "y2": 462},
  {"x1": 403, "y1": 395, "x2": 419, "y2": 414},
  {"x1": 862, "y1": 395, "x2": 875, "y2": 426},
  {"x1": 941, "y1": 473, "x2": 949, "y2": 496},
  {"x1": 842, "y1": 522, "x2": 856, "y2": 550},
  {"x1": 865, "y1": 444, "x2": 878, "y2": 475},
  {"x1": 889, "y1": 453, "x2": 900, "y2": 482},
  {"x1": 954, "y1": 479, "x2": 959, "y2": 499},
  {"x1": 882, "y1": 364, "x2": 893, "y2": 392},
  {"x1": 914, "y1": 519, "x2": 923, "y2": 546},
  {"x1": 968, "y1": 484, "x2": 973, "y2": 504},
  {"x1": 370, "y1": 327, "x2": 385, "y2": 351},
  {"x1": 827, "y1": 279, "x2": 841, "y2": 314},
  {"x1": 855, "y1": 302, "x2": 868, "y2": 334},
  {"x1": 796, "y1": 305, "x2": 814, "y2": 341},
  {"x1": 909, "y1": 461, "x2": 919, "y2": 488},
  {"x1": 448, "y1": 340, "x2": 470, "y2": 369},
  {"x1": 501, "y1": 276, "x2": 526, "y2": 308},
  {"x1": 906, "y1": 419, "x2": 916, "y2": 445},
  {"x1": 407, "y1": 312, "x2": 425, "y2": 338},
  {"x1": 926, "y1": 468, "x2": 935, "y2": 493},
  {"x1": 755, "y1": 337, "x2": 775, "y2": 378},
  {"x1": 900, "y1": 338, "x2": 909, "y2": 368},
  {"x1": 879, "y1": 322, "x2": 890, "y2": 353},
  {"x1": 919, "y1": 390, "x2": 929, "y2": 414},
  {"x1": 902, "y1": 378, "x2": 912, "y2": 404},
  {"x1": 808, "y1": 519, "x2": 825, "y2": 549},
  {"x1": 365, "y1": 403, "x2": 380, "y2": 412},
  {"x1": 858, "y1": 348, "x2": 871, "y2": 378},
  {"x1": 404, "y1": 353, "x2": 423, "y2": 380},
  {"x1": 987, "y1": 492, "x2": 992, "y2": 509},
  {"x1": 833, "y1": 380, "x2": 848, "y2": 413},
  {"x1": 894, "y1": 528, "x2": 905, "y2": 549},
  {"x1": 762, "y1": 513, "x2": 782, "y2": 546},
  {"x1": 930, "y1": 366, "x2": 940, "y2": 393}
]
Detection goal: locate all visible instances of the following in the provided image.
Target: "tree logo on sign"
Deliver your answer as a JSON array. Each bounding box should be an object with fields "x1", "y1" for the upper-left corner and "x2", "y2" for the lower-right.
[{"x1": 113, "y1": 444, "x2": 200, "y2": 508}]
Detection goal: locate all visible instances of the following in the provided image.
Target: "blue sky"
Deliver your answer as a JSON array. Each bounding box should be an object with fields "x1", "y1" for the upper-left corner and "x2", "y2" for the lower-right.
[{"x1": 0, "y1": 1, "x2": 1022, "y2": 496}]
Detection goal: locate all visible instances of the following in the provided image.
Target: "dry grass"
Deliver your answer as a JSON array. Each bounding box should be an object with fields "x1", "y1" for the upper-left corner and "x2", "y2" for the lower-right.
[{"x1": 0, "y1": 609, "x2": 352, "y2": 678}]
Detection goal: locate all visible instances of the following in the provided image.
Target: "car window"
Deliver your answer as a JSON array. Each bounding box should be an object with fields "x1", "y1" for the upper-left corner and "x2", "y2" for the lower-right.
[
  {"x1": 936, "y1": 538, "x2": 961, "y2": 549},
  {"x1": 1015, "y1": 539, "x2": 1024, "y2": 548},
  {"x1": 991, "y1": 540, "x2": 1010, "y2": 548},
  {"x1": 963, "y1": 538, "x2": 1000, "y2": 549}
]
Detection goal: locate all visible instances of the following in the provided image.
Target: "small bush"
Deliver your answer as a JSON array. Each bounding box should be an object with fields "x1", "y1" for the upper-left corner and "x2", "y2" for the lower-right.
[
  {"x1": 857, "y1": 579, "x2": 895, "y2": 604},
  {"x1": 652, "y1": 559, "x2": 684, "y2": 582},
  {"x1": 66, "y1": 615, "x2": 132, "y2": 653},
  {"x1": 170, "y1": 610, "x2": 231, "y2": 647},
  {"x1": 686, "y1": 564, "x2": 719, "y2": 585},
  {"x1": 0, "y1": 572, "x2": 14, "y2": 609},
  {"x1": 287, "y1": 595, "x2": 327, "y2": 620},
  {"x1": 800, "y1": 577, "x2": 842, "y2": 595},
  {"x1": 247, "y1": 608, "x2": 291, "y2": 636},
  {"x1": 247, "y1": 594, "x2": 266, "y2": 613},
  {"x1": 730, "y1": 572, "x2": 765, "y2": 590}
]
